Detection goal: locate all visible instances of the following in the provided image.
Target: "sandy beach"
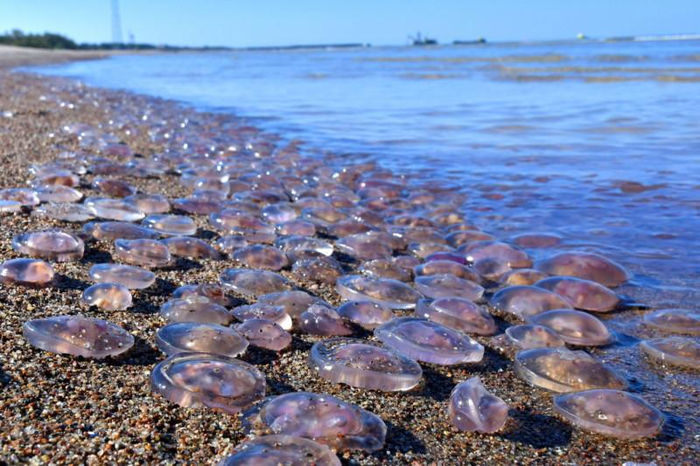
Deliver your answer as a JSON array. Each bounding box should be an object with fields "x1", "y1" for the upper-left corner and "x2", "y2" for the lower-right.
[{"x1": 0, "y1": 49, "x2": 698, "y2": 465}]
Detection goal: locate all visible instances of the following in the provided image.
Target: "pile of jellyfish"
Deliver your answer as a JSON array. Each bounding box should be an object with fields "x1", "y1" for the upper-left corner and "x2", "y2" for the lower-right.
[{"x1": 3, "y1": 94, "x2": 695, "y2": 464}]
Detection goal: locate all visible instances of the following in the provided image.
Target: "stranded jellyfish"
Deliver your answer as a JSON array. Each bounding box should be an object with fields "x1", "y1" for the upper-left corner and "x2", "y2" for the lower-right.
[
  {"x1": 643, "y1": 309, "x2": 700, "y2": 335},
  {"x1": 449, "y1": 377, "x2": 509, "y2": 433},
  {"x1": 214, "y1": 235, "x2": 249, "y2": 255},
  {"x1": 535, "y1": 252, "x2": 630, "y2": 287},
  {"x1": 156, "y1": 322, "x2": 249, "y2": 357},
  {"x1": 151, "y1": 352, "x2": 265, "y2": 413},
  {"x1": 218, "y1": 434, "x2": 340, "y2": 466},
  {"x1": 308, "y1": 337, "x2": 422, "y2": 391},
  {"x1": 414, "y1": 274, "x2": 484, "y2": 301},
  {"x1": 143, "y1": 214, "x2": 197, "y2": 236},
  {"x1": 499, "y1": 269, "x2": 548, "y2": 286},
  {"x1": 0, "y1": 258, "x2": 54, "y2": 286},
  {"x1": 173, "y1": 283, "x2": 234, "y2": 308},
  {"x1": 243, "y1": 392, "x2": 386, "y2": 452},
  {"x1": 337, "y1": 301, "x2": 394, "y2": 330},
  {"x1": 496, "y1": 324, "x2": 566, "y2": 352},
  {"x1": 23, "y1": 315, "x2": 134, "y2": 359},
  {"x1": 489, "y1": 286, "x2": 573, "y2": 319},
  {"x1": 415, "y1": 298, "x2": 496, "y2": 335},
  {"x1": 275, "y1": 235, "x2": 333, "y2": 257},
  {"x1": 458, "y1": 241, "x2": 532, "y2": 268},
  {"x1": 220, "y1": 268, "x2": 290, "y2": 298},
  {"x1": 233, "y1": 245, "x2": 289, "y2": 270},
  {"x1": 89, "y1": 263, "x2": 155, "y2": 289},
  {"x1": 375, "y1": 317, "x2": 484, "y2": 365},
  {"x1": 35, "y1": 185, "x2": 83, "y2": 203},
  {"x1": 299, "y1": 304, "x2": 352, "y2": 336},
  {"x1": 12, "y1": 230, "x2": 84, "y2": 262},
  {"x1": 640, "y1": 336, "x2": 700, "y2": 369},
  {"x1": 514, "y1": 347, "x2": 626, "y2": 392},
  {"x1": 31, "y1": 203, "x2": 94, "y2": 223},
  {"x1": 236, "y1": 319, "x2": 292, "y2": 351},
  {"x1": 535, "y1": 276, "x2": 620, "y2": 312},
  {"x1": 359, "y1": 259, "x2": 412, "y2": 282},
  {"x1": 124, "y1": 193, "x2": 170, "y2": 214},
  {"x1": 232, "y1": 303, "x2": 293, "y2": 330},
  {"x1": 160, "y1": 297, "x2": 233, "y2": 325},
  {"x1": 335, "y1": 232, "x2": 394, "y2": 260},
  {"x1": 84, "y1": 197, "x2": 145, "y2": 221},
  {"x1": 93, "y1": 177, "x2": 136, "y2": 197},
  {"x1": 336, "y1": 275, "x2": 422, "y2": 309},
  {"x1": 413, "y1": 260, "x2": 480, "y2": 283},
  {"x1": 258, "y1": 290, "x2": 316, "y2": 319},
  {"x1": 115, "y1": 239, "x2": 173, "y2": 268},
  {"x1": 528, "y1": 309, "x2": 614, "y2": 346},
  {"x1": 554, "y1": 389, "x2": 664, "y2": 439},
  {"x1": 162, "y1": 236, "x2": 222, "y2": 260},
  {"x1": 81, "y1": 283, "x2": 132, "y2": 310},
  {"x1": 511, "y1": 233, "x2": 562, "y2": 248},
  {"x1": 85, "y1": 221, "x2": 159, "y2": 241},
  {"x1": 292, "y1": 257, "x2": 344, "y2": 285}
]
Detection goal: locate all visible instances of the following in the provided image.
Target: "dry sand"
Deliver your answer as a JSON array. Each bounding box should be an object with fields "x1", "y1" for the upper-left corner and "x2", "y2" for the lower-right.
[
  {"x1": 0, "y1": 52, "x2": 698, "y2": 465},
  {"x1": 0, "y1": 45, "x2": 114, "y2": 69}
]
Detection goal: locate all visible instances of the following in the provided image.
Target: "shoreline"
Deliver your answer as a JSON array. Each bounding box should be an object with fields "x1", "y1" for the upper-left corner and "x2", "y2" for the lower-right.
[
  {"x1": 0, "y1": 44, "x2": 119, "y2": 69},
  {"x1": 0, "y1": 59, "x2": 698, "y2": 464}
]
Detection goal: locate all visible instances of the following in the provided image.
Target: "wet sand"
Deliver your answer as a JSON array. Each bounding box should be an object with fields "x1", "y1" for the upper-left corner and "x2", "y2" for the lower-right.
[{"x1": 0, "y1": 57, "x2": 698, "y2": 465}]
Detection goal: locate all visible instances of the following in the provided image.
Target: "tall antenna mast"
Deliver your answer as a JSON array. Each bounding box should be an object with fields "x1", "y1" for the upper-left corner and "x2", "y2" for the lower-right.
[{"x1": 111, "y1": 0, "x2": 123, "y2": 44}]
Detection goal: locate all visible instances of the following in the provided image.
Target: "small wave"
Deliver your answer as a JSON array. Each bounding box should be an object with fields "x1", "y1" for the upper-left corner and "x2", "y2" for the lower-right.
[{"x1": 399, "y1": 73, "x2": 464, "y2": 80}]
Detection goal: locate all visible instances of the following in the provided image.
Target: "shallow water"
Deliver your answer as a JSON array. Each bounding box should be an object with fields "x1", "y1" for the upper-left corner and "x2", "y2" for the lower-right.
[{"x1": 30, "y1": 40, "x2": 700, "y2": 301}]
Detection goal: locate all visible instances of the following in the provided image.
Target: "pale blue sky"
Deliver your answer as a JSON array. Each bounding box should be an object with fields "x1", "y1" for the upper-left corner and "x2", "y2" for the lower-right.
[{"x1": 0, "y1": 0, "x2": 697, "y2": 47}]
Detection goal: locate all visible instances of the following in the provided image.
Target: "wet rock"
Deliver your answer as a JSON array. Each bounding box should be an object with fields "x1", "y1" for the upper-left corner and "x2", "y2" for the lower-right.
[
  {"x1": 415, "y1": 298, "x2": 496, "y2": 335},
  {"x1": 535, "y1": 252, "x2": 630, "y2": 287},
  {"x1": 156, "y1": 322, "x2": 249, "y2": 357},
  {"x1": 375, "y1": 317, "x2": 484, "y2": 365},
  {"x1": 23, "y1": 315, "x2": 133, "y2": 359},
  {"x1": 0, "y1": 258, "x2": 54, "y2": 287},
  {"x1": 12, "y1": 230, "x2": 84, "y2": 262},
  {"x1": 81, "y1": 283, "x2": 133, "y2": 310},
  {"x1": 528, "y1": 309, "x2": 615, "y2": 346},
  {"x1": 554, "y1": 389, "x2": 664, "y2": 439},
  {"x1": 336, "y1": 275, "x2": 422, "y2": 309},
  {"x1": 449, "y1": 377, "x2": 509, "y2": 433},
  {"x1": 115, "y1": 238, "x2": 173, "y2": 267},
  {"x1": 151, "y1": 352, "x2": 265, "y2": 413},
  {"x1": 308, "y1": 337, "x2": 422, "y2": 391}
]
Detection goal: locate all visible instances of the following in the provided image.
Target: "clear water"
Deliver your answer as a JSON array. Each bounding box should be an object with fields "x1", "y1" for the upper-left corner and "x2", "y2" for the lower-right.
[{"x1": 31, "y1": 40, "x2": 700, "y2": 303}]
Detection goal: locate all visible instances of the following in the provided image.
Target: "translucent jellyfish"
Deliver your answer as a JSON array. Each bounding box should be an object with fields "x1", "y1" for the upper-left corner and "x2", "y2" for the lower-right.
[
  {"x1": 218, "y1": 434, "x2": 341, "y2": 466},
  {"x1": 335, "y1": 232, "x2": 394, "y2": 260},
  {"x1": 489, "y1": 286, "x2": 573, "y2": 319},
  {"x1": 424, "y1": 252, "x2": 467, "y2": 265},
  {"x1": 414, "y1": 260, "x2": 480, "y2": 283},
  {"x1": 243, "y1": 392, "x2": 386, "y2": 452},
  {"x1": 448, "y1": 377, "x2": 509, "y2": 433},
  {"x1": 414, "y1": 274, "x2": 484, "y2": 301},
  {"x1": 415, "y1": 298, "x2": 496, "y2": 335},
  {"x1": 220, "y1": 268, "x2": 290, "y2": 297},
  {"x1": 23, "y1": 315, "x2": 134, "y2": 359},
  {"x1": 446, "y1": 230, "x2": 496, "y2": 248},
  {"x1": 232, "y1": 303, "x2": 292, "y2": 330},
  {"x1": 554, "y1": 389, "x2": 664, "y2": 439},
  {"x1": 31, "y1": 203, "x2": 94, "y2": 223},
  {"x1": 12, "y1": 230, "x2": 84, "y2": 262},
  {"x1": 236, "y1": 319, "x2": 292, "y2": 351},
  {"x1": 0, "y1": 258, "x2": 54, "y2": 287},
  {"x1": 535, "y1": 252, "x2": 630, "y2": 287},
  {"x1": 262, "y1": 203, "x2": 298, "y2": 224},
  {"x1": 151, "y1": 352, "x2": 265, "y2": 413},
  {"x1": 115, "y1": 238, "x2": 172, "y2": 268},
  {"x1": 500, "y1": 324, "x2": 566, "y2": 350},
  {"x1": 528, "y1": 309, "x2": 614, "y2": 346},
  {"x1": 514, "y1": 347, "x2": 626, "y2": 392},
  {"x1": 258, "y1": 290, "x2": 316, "y2": 319},
  {"x1": 358, "y1": 258, "x2": 412, "y2": 282},
  {"x1": 534, "y1": 276, "x2": 620, "y2": 312},
  {"x1": 292, "y1": 257, "x2": 344, "y2": 285},
  {"x1": 408, "y1": 242, "x2": 451, "y2": 259},
  {"x1": 124, "y1": 193, "x2": 171, "y2": 214},
  {"x1": 81, "y1": 283, "x2": 132, "y2": 310},
  {"x1": 643, "y1": 309, "x2": 700, "y2": 335},
  {"x1": 375, "y1": 317, "x2": 484, "y2": 365},
  {"x1": 173, "y1": 283, "x2": 234, "y2": 308},
  {"x1": 640, "y1": 337, "x2": 700, "y2": 369},
  {"x1": 275, "y1": 236, "x2": 333, "y2": 257},
  {"x1": 326, "y1": 220, "x2": 372, "y2": 237},
  {"x1": 499, "y1": 268, "x2": 548, "y2": 286},
  {"x1": 84, "y1": 197, "x2": 145, "y2": 221},
  {"x1": 338, "y1": 301, "x2": 394, "y2": 330},
  {"x1": 210, "y1": 209, "x2": 274, "y2": 233},
  {"x1": 143, "y1": 214, "x2": 197, "y2": 236},
  {"x1": 309, "y1": 337, "x2": 422, "y2": 391},
  {"x1": 336, "y1": 275, "x2": 422, "y2": 309},
  {"x1": 511, "y1": 233, "x2": 562, "y2": 248},
  {"x1": 93, "y1": 178, "x2": 136, "y2": 197},
  {"x1": 299, "y1": 304, "x2": 352, "y2": 336},
  {"x1": 214, "y1": 235, "x2": 249, "y2": 255},
  {"x1": 233, "y1": 245, "x2": 289, "y2": 271},
  {"x1": 85, "y1": 221, "x2": 159, "y2": 241},
  {"x1": 160, "y1": 297, "x2": 233, "y2": 325},
  {"x1": 173, "y1": 197, "x2": 221, "y2": 215},
  {"x1": 473, "y1": 257, "x2": 512, "y2": 282},
  {"x1": 163, "y1": 236, "x2": 222, "y2": 260},
  {"x1": 31, "y1": 171, "x2": 80, "y2": 188},
  {"x1": 277, "y1": 219, "x2": 316, "y2": 236},
  {"x1": 0, "y1": 188, "x2": 40, "y2": 207},
  {"x1": 35, "y1": 185, "x2": 83, "y2": 203},
  {"x1": 156, "y1": 322, "x2": 249, "y2": 357},
  {"x1": 459, "y1": 241, "x2": 532, "y2": 269},
  {"x1": 89, "y1": 263, "x2": 155, "y2": 289}
]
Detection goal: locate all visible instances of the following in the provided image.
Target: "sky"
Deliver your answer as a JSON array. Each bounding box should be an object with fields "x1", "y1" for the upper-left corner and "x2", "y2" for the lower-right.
[{"x1": 0, "y1": 0, "x2": 698, "y2": 47}]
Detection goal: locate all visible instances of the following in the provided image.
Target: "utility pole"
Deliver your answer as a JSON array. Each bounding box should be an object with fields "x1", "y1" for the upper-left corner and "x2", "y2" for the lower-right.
[{"x1": 111, "y1": 0, "x2": 123, "y2": 44}]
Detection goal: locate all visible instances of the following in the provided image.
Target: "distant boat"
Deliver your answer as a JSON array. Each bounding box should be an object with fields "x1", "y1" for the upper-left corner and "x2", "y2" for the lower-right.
[
  {"x1": 409, "y1": 32, "x2": 438, "y2": 46},
  {"x1": 453, "y1": 37, "x2": 487, "y2": 45}
]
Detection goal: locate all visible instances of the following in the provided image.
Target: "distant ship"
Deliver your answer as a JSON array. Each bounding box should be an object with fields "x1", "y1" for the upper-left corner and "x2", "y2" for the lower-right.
[
  {"x1": 410, "y1": 32, "x2": 438, "y2": 46},
  {"x1": 453, "y1": 37, "x2": 487, "y2": 45}
]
